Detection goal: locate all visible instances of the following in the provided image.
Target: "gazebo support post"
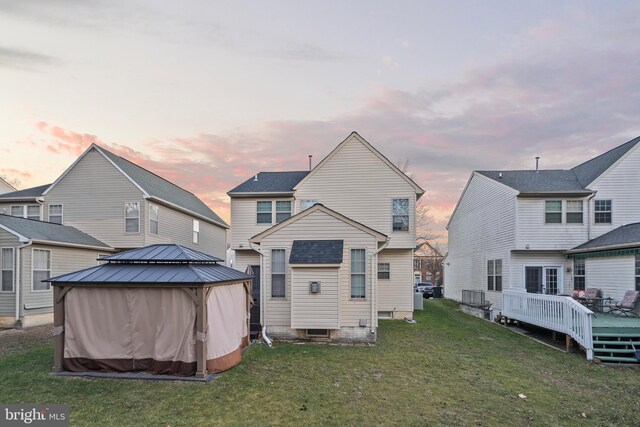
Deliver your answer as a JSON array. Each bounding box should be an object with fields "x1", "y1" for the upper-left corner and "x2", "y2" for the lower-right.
[
  {"x1": 53, "y1": 286, "x2": 65, "y2": 373},
  {"x1": 195, "y1": 287, "x2": 208, "y2": 378}
]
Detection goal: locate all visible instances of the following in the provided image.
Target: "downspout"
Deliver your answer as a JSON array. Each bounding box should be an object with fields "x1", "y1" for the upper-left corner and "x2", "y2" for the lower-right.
[
  {"x1": 370, "y1": 238, "x2": 390, "y2": 333},
  {"x1": 586, "y1": 193, "x2": 596, "y2": 241},
  {"x1": 35, "y1": 197, "x2": 45, "y2": 221},
  {"x1": 15, "y1": 241, "x2": 32, "y2": 324},
  {"x1": 249, "y1": 241, "x2": 272, "y2": 347}
]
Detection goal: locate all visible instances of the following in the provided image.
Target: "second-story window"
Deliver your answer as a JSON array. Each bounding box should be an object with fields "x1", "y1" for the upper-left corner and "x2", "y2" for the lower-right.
[
  {"x1": 26, "y1": 205, "x2": 40, "y2": 220},
  {"x1": 10, "y1": 206, "x2": 22, "y2": 217},
  {"x1": 544, "y1": 200, "x2": 562, "y2": 223},
  {"x1": 257, "y1": 201, "x2": 272, "y2": 224},
  {"x1": 594, "y1": 200, "x2": 612, "y2": 224},
  {"x1": 275, "y1": 201, "x2": 292, "y2": 223},
  {"x1": 149, "y1": 205, "x2": 159, "y2": 235},
  {"x1": 124, "y1": 202, "x2": 140, "y2": 233},
  {"x1": 49, "y1": 204, "x2": 63, "y2": 224},
  {"x1": 193, "y1": 220, "x2": 200, "y2": 244},
  {"x1": 392, "y1": 198, "x2": 409, "y2": 231},
  {"x1": 566, "y1": 200, "x2": 583, "y2": 224}
]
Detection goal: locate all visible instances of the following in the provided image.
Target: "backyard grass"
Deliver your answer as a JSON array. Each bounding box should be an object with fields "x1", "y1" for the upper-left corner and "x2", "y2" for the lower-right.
[{"x1": 1, "y1": 299, "x2": 639, "y2": 426}]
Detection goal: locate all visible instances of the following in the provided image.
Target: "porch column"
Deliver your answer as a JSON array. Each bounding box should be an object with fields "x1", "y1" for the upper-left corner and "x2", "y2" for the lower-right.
[
  {"x1": 195, "y1": 287, "x2": 208, "y2": 378},
  {"x1": 52, "y1": 286, "x2": 65, "y2": 372}
]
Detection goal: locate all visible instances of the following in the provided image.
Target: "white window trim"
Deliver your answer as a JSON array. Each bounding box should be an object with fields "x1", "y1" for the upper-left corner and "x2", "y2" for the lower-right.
[
  {"x1": 350, "y1": 248, "x2": 367, "y2": 300},
  {"x1": 275, "y1": 200, "x2": 292, "y2": 224},
  {"x1": 31, "y1": 248, "x2": 52, "y2": 292},
  {"x1": 565, "y1": 200, "x2": 583, "y2": 224},
  {"x1": 522, "y1": 265, "x2": 564, "y2": 295},
  {"x1": 594, "y1": 199, "x2": 612, "y2": 225},
  {"x1": 271, "y1": 248, "x2": 286, "y2": 299},
  {"x1": 544, "y1": 200, "x2": 563, "y2": 224},
  {"x1": 124, "y1": 202, "x2": 141, "y2": 234},
  {"x1": 193, "y1": 219, "x2": 200, "y2": 244},
  {"x1": 49, "y1": 204, "x2": 63, "y2": 224},
  {"x1": 1, "y1": 247, "x2": 15, "y2": 293},
  {"x1": 256, "y1": 201, "x2": 273, "y2": 225},
  {"x1": 573, "y1": 259, "x2": 586, "y2": 291},
  {"x1": 378, "y1": 262, "x2": 390, "y2": 280},
  {"x1": 149, "y1": 204, "x2": 159, "y2": 235},
  {"x1": 10, "y1": 205, "x2": 24, "y2": 218},
  {"x1": 391, "y1": 198, "x2": 410, "y2": 232}
]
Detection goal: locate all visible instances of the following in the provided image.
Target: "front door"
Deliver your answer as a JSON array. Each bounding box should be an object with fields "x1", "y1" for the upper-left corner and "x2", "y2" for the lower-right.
[
  {"x1": 525, "y1": 266, "x2": 562, "y2": 295},
  {"x1": 249, "y1": 265, "x2": 261, "y2": 340}
]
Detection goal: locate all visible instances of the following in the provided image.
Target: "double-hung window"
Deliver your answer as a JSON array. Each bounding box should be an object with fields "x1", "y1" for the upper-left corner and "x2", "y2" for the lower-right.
[
  {"x1": 487, "y1": 259, "x2": 502, "y2": 291},
  {"x1": 574, "y1": 259, "x2": 585, "y2": 291},
  {"x1": 378, "y1": 263, "x2": 390, "y2": 280},
  {"x1": 566, "y1": 201, "x2": 583, "y2": 224},
  {"x1": 257, "y1": 201, "x2": 272, "y2": 224},
  {"x1": 594, "y1": 200, "x2": 612, "y2": 224},
  {"x1": 545, "y1": 201, "x2": 562, "y2": 223},
  {"x1": 351, "y1": 249, "x2": 366, "y2": 298},
  {"x1": 275, "y1": 201, "x2": 292, "y2": 223},
  {"x1": 49, "y1": 204, "x2": 63, "y2": 224},
  {"x1": 193, "y1": 220, "x2": 200, "y2": 244},
  {"x1": 392, "y1": 198, "x2": 409, "y2": 231},
  {"x1": 271, "y1": 249, "x2": 286, "y2": 298},
  {"x1": 124, "y1": 202, "x2": 140, "y2": 233},
  {"x1": 1, "y1": 248, "x2": 14, "y2": 292},
  {"x1": 10, "y1": 205, "x2": 41, "y2": 220},
  {"x1": 10, "y1": 206, "x2": 23, "y2": 217},
  {"x1": 149, "y1": 205, "x2": 159, "y2": 235},
  {"x1": 32, "y1": 249, "x2": 51, "y2": 291}
]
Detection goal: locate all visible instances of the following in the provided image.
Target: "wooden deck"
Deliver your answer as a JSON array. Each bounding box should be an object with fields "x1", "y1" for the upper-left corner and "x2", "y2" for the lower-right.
[{"x1": 591, "y1": 313, "x2": 640, "y2": 363}]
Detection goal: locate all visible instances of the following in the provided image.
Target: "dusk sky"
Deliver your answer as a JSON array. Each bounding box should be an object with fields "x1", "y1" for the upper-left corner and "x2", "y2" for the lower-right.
[{"x1": 2, "y1": 1, "x2": 639, "y2": 241}]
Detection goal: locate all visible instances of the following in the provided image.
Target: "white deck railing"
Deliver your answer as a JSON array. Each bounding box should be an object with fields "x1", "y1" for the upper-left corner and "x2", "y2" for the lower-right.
[{"x1": 502, "y1": 290, "x2": 594, "y2": 360}]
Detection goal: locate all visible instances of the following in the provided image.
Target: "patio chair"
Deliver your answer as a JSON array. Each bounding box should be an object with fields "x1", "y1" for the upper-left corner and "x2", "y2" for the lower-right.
[
  {"x1": 580, "y1": 288, "x2": 602, "y2": 310},
  {"x1": 605, "y1": 290, "x2": 640, "y2": 317}
]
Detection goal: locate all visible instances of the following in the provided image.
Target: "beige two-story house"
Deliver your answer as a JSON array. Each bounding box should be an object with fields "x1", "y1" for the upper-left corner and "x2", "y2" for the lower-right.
[{"x1": 228, "y1": 132, "x2": 424, "y2": 343}]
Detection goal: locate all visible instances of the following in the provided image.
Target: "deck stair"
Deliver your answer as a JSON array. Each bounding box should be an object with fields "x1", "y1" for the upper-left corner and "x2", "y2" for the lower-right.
[{"x1": 592, "y1": 326, "x2": 640, "y2": 364}]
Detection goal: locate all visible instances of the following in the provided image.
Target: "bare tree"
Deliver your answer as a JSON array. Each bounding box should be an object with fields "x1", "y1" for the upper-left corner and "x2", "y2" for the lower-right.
[
  {"x1": 0, "y1": 174, "x2": 20, "y2": 189},
  {"x1": 395, "y1": 158, "x2": 437, "y2": 241}
]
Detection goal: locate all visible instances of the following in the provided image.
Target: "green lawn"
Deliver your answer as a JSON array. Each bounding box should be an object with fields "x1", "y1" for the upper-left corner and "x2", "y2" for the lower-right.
[{"x1": 1, "y1": 300, "x2": 639, "y2": 426}]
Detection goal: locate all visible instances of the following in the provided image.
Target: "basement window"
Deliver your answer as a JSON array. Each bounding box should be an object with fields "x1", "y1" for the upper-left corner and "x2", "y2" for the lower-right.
[{"x1": 306, "y1": 329, "x2": 329, "y2": 338}]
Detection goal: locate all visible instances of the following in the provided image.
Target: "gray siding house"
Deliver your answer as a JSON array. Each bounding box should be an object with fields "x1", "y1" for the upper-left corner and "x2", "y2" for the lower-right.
[{"x1": 0, "y1": 215, "x2": 112, "y2": 327}]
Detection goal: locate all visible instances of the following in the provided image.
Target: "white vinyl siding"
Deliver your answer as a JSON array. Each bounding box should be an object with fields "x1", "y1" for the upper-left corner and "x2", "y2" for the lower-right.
[
  {"x1": 293, "y1": 135, "x2": 417, "y2": 249},
  {"x1": 230, "y1": 198, "x2": 293, "y2": 250},
  {"x1": 149, "y1": 204, "x2": 159, "y2": 235},
  {"x1": 49, "y1": 204, "x2": 63, "y2": 224},
  {"x1": 291, "y1": 268, "x2": 339, "y2": 329},
  {"x1": 1, "y1": 248, "x2": 14, "y2": 292},
  {"x1": 487, "y1": 259, "x2": 502, "y2": 292},
  {"x1": 32, "y1": 249, "x2": 51, "y2": 291},
  {"x1": 124, "y1": 202, "x2": 140, "y2": 233},
  {"x1": 444, "y1": 173, "x2": 517, "y2": 310},
  {"x1": 271, "y1": 249, "x2": 286, "y2": 298},
  {"x1": 350, "y1": 249, "x2": 366, "y2": 299},
  {"x1": 192, "y1": 219, "x2": 199, "y2": 244}
]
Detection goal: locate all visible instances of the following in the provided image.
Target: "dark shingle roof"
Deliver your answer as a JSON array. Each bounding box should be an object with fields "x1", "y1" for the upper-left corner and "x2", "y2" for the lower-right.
[
  {"x1": 569, "y1": 223, "x2": 640, "y2": 252},
  {"x1": 98, "y1": 146, "x2": 228, "y2": 227},
  {"x1": 47, "y1": 243, "x2": 250, "y2": 284},
  {"x1": 572, "y1": 136, "x2": 640, "y2": 187},
  {"x1": 102, "y1": 243, "x2": 223, "y2": 263},
  {"x1": 477, "y1": 136, "x2": 640, "y2": 193},
  {"x1": 0, "y1": 215, "x2": 110, "y2": 248},
  {"x1": 228, "y1": 171, "x2": 309, "y2": 194},
  {"x1": 0, "y1": 184, "x2": 51, "y2": 200},
  {"x1": 476, "y1": 170, "x2": 590, "y2": 194},
  {"x1": 289, "y1": 240, "x2": 344, "y2": 264}
]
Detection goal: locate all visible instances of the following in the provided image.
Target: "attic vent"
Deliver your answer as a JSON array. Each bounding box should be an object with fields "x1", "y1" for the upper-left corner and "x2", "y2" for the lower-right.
[{"x1": 309, "y1": 281, "x2": 321, "y2": 294}]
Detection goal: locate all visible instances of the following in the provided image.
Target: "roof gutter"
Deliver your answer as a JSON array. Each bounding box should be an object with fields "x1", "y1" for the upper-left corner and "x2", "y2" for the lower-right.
[
  {"x1": 517, "y1": 191, "x2": 596, "y2": 198},
  {"x1": 145, "y1": 195, "x2": 230, "y2": 229},
  {"x1": 227, "y1": 192, "x2": 295, "y2": 198},
  {"x1": 29, "y1": 239, "x2": 114, "y2": 252},
  {"x1": 566, "y1": 241, "x2": 640, "y2": 255},
  {"x1": 0, "y1": 197, "x2": 41, "y2": 202}
]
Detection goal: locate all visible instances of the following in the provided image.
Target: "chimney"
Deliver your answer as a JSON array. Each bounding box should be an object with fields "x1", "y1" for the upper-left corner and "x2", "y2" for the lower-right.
[
  {"x1": 535, "y1": 157, "x2": 540, "y2": 174},
  {"x1": 308, "y1": 155, "x2": 313, "y2": 171},
  {"x1": 254, "y1": 174, "x2": 258, "y2": 182}
]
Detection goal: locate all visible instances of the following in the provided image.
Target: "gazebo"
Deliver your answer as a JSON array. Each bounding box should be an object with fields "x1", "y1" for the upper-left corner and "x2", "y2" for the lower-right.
[{"x1": 47, "y1": 244, "x2": 252, "y2": 378}]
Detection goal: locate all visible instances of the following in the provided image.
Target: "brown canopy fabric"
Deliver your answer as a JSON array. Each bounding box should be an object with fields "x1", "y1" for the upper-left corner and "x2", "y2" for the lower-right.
[{"x1": 62, "y1": 284, "x2": 248, "y2": 376}]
